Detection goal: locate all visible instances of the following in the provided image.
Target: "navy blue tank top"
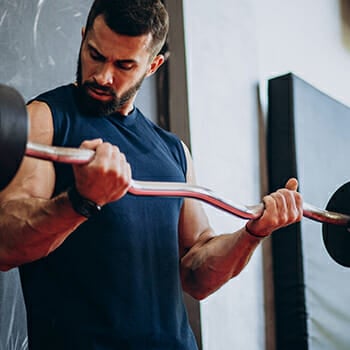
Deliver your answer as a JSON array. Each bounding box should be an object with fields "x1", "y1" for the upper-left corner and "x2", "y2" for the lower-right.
[{"x1": 19, "y1": 84, "x2": 198, "y2": 350}]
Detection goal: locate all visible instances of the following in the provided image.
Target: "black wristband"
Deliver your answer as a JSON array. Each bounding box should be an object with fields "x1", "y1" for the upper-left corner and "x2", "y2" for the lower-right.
[{"x1": 67, "y1": 186, "x2": 101, "y2": 218}]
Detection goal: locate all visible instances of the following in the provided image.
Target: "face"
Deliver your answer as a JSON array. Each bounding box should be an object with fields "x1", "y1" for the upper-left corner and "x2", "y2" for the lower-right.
[{"x1": 76, "y1": 15, "x2": 164, "y2": 116}]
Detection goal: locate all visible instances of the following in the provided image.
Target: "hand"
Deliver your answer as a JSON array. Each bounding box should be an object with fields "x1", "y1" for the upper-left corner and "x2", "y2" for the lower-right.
[
  {"x1": 72, "y1": 139, "x2": 132, "y2": 206},
  {"x1": 245, "y1": 178, "x2": 303, "y2": 237}
]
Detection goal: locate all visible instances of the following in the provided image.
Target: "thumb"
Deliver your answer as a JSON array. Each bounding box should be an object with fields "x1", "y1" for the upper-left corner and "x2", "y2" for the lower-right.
[{"x1": 285, "y1": 177, "x2": 298, "y2": 191}]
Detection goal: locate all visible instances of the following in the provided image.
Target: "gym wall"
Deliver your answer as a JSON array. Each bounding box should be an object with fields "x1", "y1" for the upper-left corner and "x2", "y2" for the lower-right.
[{"x1": 182, "y1": 0, "x2": 350, "y2": 349}]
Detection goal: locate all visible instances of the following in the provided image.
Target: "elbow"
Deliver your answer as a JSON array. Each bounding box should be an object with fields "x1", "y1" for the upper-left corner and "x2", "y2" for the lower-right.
[
  {"x1": 188, "y1": 291, "x2": 209, "y2": 301},
  {"x1": 0, "y1": 254, "x2": 21, "y2": 271},
  {"x1": 0, "y1": 251, "x2": 18, "y2": 271},
  {"x1": 182, "y1": 283, "x2": 218, "y2": 301},
  {"x1": 181, "y1": 268, "x2": 223, "y2": 300},
  {"x1": 0, "y1": 264, "x2": 15, "y2": 272},
  {"x1": 0, "y1": 249, "x2": 16, "y2": 271},
  {"x1": 182, "y1": 270, "x2": 235, "y2": 300},
  {"x1": 0, "y1": 244, "x2": 37, "y2": 271}
]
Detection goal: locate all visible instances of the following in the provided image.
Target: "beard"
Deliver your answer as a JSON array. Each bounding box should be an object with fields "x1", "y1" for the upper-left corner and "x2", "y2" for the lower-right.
[{"x1": 75, "y1": 52, "x2": 146, "y2": 116}]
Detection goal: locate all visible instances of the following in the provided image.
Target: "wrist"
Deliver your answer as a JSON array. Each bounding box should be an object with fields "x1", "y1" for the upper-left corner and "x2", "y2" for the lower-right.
[
  {"x1": 67, "y1": 186, "x2": 101, "y2": 218},
  {"x1": 245, "y1": 223, "x2": 269, "y2": 239}
]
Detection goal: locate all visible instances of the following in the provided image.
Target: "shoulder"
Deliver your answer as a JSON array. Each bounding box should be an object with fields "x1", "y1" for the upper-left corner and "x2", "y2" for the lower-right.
[
  {"x1": 27, "y1": 100, "x2": 53, "y2": 146},
  {"x1": 27, "y1": 84, "x2": 77, "y2": 144},
  {"x1": 0, "y1": 95, "x2": 57, "y2": 201}
]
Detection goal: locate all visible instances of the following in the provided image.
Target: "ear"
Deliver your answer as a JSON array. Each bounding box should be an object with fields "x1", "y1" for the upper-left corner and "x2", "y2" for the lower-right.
[
  {"x1": 146, "y1": 54, "x2": 165, "y2": 77},
  {"x1": 81, "y1": 27, "x2": 86, "y2": 38}
]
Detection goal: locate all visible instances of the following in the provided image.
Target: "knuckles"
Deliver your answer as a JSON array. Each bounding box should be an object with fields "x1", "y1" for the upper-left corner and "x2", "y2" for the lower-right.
[{"x1": 74, "y1": 141, "x2": 132, "y2": 204}]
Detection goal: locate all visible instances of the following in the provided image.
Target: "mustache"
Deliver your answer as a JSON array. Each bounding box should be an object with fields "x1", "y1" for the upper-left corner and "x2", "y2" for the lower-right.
[{"x1": 83, "y1": 81, "x2": 116, "y2": 97}]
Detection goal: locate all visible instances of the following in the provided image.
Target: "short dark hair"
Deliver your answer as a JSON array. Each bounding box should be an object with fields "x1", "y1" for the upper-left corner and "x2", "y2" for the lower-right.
[{"x1": 85, "y1": 0, "x2": 169, "y2": 56}]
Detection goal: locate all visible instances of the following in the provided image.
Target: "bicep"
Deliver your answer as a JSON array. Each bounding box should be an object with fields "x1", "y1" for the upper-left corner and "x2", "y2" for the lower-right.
[{"x1": 0, "y1": 101, "x2": 55, "y2": 201}]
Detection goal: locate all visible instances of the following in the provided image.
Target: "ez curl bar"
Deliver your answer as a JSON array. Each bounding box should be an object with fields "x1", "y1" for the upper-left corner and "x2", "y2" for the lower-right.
[{"x1": 1, "y1": 84, "x2": 350, "y2": 266}]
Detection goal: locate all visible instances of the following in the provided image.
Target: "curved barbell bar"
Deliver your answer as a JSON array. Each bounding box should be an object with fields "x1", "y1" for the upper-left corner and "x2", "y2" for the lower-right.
[{"x1": 26, "y1": 141, "x2": 350, "y2": 226}]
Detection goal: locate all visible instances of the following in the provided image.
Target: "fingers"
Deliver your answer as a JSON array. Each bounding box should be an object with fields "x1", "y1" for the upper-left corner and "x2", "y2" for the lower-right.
[
  {"x1": 72, "y1": 141, "x2": 132, "y2": 206},
  {"x1": 269, "y1": 188, "x2": 303, "y2": 223},
  {"x1": 246, "y1": 181, "x2": 303, "y2": 238}
]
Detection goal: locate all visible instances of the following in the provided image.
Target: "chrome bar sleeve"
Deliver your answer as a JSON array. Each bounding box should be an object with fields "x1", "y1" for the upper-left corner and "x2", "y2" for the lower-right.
[
  {"x1": 26, "y1": 142, "x2": 94, "y2": 164},
  {"x1": 303, "y1": 202, "x2": 350, "y2": 226}
]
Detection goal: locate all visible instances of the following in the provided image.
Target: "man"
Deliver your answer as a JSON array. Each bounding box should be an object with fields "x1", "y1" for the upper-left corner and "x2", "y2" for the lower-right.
[{"x1": 0, "y1": 0, "x2": 303, "y2": 349}]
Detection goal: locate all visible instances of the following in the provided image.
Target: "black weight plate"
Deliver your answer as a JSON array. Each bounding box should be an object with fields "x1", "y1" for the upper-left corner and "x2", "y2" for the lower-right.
[
  {"x1": 323, "y1": 182, "x2": 350, "y2": 267},
  {"x1": 0, "y1": 84, "x2": 28, "y2": 190}
]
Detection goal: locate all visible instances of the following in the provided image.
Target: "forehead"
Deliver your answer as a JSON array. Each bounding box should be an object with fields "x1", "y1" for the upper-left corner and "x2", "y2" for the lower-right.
[{"x1": 86, "y1": 15, "x2": 153, "y2": 60}]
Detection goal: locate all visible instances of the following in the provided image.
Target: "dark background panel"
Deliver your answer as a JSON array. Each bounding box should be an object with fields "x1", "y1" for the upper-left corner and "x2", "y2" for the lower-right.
[
  {"x1": 267, "y1": 74, "x2": 307, "y2": 350},
  {"x1": 293, "y1": 74, "x2": 350, "y2": 350},
  {"x1": 268, "y1": 73, "x2": 350, "y2": 349}
]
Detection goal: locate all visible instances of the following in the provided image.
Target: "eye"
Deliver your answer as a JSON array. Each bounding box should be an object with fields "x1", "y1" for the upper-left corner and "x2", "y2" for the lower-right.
[
  {"x1": 88, "y1": 46, "x2": 105, "y2": 62},
  {"x1": 90, "y1": 51, "x2": 105, "y2": 62},
  {"x1": 116, "y1": 61, "x2": 134, "y2": 71}
]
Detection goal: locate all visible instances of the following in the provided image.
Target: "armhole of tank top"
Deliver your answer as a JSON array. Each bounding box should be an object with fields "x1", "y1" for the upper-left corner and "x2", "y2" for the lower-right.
[{"x1": 140, "y1": 115, "x2": 188, "y2": 178}]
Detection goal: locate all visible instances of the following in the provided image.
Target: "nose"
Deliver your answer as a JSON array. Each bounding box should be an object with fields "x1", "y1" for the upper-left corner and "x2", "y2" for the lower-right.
[{"x1": 95, "y1": 63, "x2": 114, "y2": 86}]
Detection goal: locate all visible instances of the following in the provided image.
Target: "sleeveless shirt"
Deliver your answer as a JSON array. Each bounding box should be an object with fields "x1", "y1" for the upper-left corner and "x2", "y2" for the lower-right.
[{"x1": 19, "y1": 84, "x2": 198, "y2": 350}]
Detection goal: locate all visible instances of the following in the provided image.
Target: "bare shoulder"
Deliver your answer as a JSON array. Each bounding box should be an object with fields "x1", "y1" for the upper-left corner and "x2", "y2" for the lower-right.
[
  {"x1": 27, "y1": 100, "x2": 54, "y2": 144},
  {"x1": 0, "y1": 100, "x2": 55, "y2": 201}
]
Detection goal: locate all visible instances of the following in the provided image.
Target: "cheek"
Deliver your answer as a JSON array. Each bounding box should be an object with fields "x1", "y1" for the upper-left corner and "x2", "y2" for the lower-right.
[
  {"x1": 81, "y1": 63, "x2": 92, "y2": 81},
  {"x1": 80, "y1": 54, "x2": 96, "y2": 80}
]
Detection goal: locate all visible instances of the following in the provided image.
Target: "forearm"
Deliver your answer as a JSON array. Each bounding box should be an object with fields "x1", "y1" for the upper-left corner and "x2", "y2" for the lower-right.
[
  {"x1": 181, "y1": 227, "x2": 263, "y2": 300},
  {"x1": 0, "y1": 191, "x2": 86, "y2": 270}
]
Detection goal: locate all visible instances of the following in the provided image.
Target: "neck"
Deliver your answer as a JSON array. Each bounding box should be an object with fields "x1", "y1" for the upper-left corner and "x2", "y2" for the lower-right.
[
  {"x1": 117, "y1": 93, "x2": 138, "y2": 116},
  {"x1": 118, "y1": 102, "x2": 135, "y2": 116}
]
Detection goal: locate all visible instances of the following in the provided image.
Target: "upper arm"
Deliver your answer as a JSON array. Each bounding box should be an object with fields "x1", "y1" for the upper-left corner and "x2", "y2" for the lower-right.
[
  {"x1": 178, "y1": 142, "x2": 214, "y2": 258},
  {"x1": 0, "y1": 100, "x2": 56, "y2": 202}
]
